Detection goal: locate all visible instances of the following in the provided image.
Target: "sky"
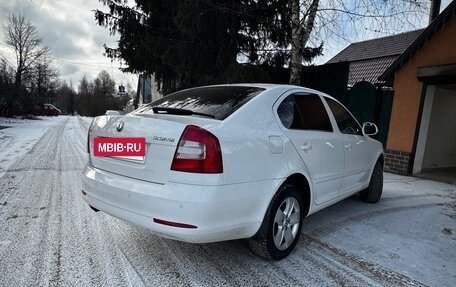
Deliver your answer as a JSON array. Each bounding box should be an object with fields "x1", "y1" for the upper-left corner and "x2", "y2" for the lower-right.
[
  {"x1": 0, "y1": 0, "x2": 138, "y2": 92},
  {"x1": 0, "y1": 0, "x2": 453, "y2": 91}
]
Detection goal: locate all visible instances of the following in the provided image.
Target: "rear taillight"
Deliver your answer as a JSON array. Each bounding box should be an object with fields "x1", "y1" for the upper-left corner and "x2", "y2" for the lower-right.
[
  {"x1": 87, "y1": 119, "x2": 94, "y2": 153},
  {"x1": 171, "y1": 125, "x2": 223, "y2": 173}
]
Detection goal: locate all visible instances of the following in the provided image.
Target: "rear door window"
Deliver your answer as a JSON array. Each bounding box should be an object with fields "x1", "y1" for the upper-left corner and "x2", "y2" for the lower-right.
[
  {"x1": 277, "y1": 94, "x2": 333, "y2": 132},
  {"x1": 136, "y1": 86, "x2": 265, "y2": 120}
]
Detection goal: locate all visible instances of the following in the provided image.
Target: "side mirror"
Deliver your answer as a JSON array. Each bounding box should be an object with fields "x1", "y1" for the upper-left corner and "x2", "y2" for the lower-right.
[{"x1": 362, "y1": 122, "x2": 378, "y2": 136}]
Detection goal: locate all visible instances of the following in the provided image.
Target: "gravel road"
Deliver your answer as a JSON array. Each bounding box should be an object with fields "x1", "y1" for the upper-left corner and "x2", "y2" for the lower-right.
[{"x1": 0, "y1": 116, "x2": 454, "y2": 286}]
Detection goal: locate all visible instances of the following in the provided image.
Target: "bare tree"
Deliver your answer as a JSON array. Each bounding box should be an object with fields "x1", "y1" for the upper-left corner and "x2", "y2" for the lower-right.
[
  {"x1": 3, "y1": 14, "x2": 50, "y2": 96},
  {"x1": 290, "y1": 0, "x2": 320, "y2": 84},
  {"x1": 55, "y1": 80, "x2": 77, "y2": 115},
  {"x1": 33, "y1": 58, "x2": 59, "y2": 104},
  {"x1": 289, "y1": 0, "x2": 427, "y2": 85},
  {"x1": 0, "y1": 59, "x2": 15, "y2": 116}
]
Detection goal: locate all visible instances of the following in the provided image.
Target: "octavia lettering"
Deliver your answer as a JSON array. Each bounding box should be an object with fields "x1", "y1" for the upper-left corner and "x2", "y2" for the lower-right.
[
  {"x1": 152, "y1": 136, "x2": 175, "y2": 143},
  {"x1": 94, "y1": 137, "x2": 146, "y2": 157}
]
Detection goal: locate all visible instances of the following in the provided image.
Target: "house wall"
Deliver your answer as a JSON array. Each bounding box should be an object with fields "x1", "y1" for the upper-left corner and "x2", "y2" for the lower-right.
[
  {"x1": 150, "y1": 74, "x2": 163, "y2": 103},
  {"x1": 137, "y1": 73, "x2": 163, "y2": 106},
  {"x1": 385, "y1": 16, "x2": 456, "y2": 174}
]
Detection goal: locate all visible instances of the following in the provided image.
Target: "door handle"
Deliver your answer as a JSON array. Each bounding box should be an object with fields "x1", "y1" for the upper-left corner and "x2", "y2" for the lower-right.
[
  {"x1": 344, "y1": 143, "x2": 352, "y2": 149},
  {"x1": 300, "y1": 143, "x2": 312, "y2": 151}
]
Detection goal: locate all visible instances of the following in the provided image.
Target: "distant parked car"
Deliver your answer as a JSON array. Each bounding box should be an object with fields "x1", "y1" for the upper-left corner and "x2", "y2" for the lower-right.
[
  {"x1": 40, "y1": 104, "x2": 61, "y2": 116},
  {"x1": 105, "y1": 110, "x2": 123, "y2": 116},
  {"x1": 82, "y1": 84, "x2": 384, "y2": 260}
]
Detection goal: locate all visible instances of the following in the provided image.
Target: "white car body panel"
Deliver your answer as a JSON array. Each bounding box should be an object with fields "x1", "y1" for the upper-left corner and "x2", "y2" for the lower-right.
[
  {"x1": 81, "y1": 84, "x2": 383, "y2": 243},
  {"x1": 341, "y1": 133, "x2": 373, "y2": 195},
  {"x1": 274, "y1": 91, "x2": 345, "y2": 205},
  {"x1": 82, "y1": 164, "x2": 284, "y2": 243},
  {"x1": 287, "y1": 129, "x2": 345, "y2": 204}
]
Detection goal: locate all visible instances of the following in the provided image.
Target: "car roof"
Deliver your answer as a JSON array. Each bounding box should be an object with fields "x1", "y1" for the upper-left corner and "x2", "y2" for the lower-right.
[
  {"x1": 193, "y1": 83, "x2": 293, "y2": 89},
  {"x1": 186, "y1": 83, "x2": 338, "y2": 101}
]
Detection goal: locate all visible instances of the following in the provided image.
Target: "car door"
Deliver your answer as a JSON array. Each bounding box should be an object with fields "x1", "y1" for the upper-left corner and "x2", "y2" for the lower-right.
[
  {"x1": 276, "y1": 92, "x2": 344, "y2": 205},
  {"x1": 325, "y1": 97, "x2": 371, "y2": 195}
]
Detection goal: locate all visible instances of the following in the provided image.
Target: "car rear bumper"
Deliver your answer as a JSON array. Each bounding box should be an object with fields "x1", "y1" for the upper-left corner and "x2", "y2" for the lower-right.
[{"x1": 81, "y1": 163, "x2": 279, "y2": 243}]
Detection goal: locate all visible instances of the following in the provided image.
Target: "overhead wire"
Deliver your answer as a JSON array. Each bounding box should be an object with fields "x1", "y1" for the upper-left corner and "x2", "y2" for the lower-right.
[
  {"x1": 0, "y1": 42, "x2": 138, "y2": 88},
  {"x1": 49, "y1": 56, "x2": 127, "y2": 69},
  {"x1": 0, "y1": 52, "x2": 16, "y2": 69},
  {"x1": 1, "y1": 41, "x2": 127, "y2": 69}
]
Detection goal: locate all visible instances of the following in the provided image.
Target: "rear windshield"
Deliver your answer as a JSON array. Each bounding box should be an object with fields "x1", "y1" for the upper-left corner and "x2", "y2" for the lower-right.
[{"x1": 136, "y1": 86, "x2": 265, "y2": 120}]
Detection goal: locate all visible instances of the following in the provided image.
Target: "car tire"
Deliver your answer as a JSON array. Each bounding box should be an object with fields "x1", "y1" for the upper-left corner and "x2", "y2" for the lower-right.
[
  {"x1": 248, "y1": 184, "x2": 303, "y2": 260},
  {"x1": 360, "y1": 161, "x2": 383, "y2": 203}
]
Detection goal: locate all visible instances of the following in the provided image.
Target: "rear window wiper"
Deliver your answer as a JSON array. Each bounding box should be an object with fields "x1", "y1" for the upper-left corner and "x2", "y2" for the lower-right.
[{"x1": 151, "y1": 107, "x2": 215, "y2": 119}]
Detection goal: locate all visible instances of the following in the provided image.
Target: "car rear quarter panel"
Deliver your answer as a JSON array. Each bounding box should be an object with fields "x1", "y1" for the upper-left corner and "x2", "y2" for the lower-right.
[
  {"x1": 213, "y1": 86, "x2": 310, "y2": 184},
  {"x1": 204, "y1": 87, "x2": 315, "y2": 222}
]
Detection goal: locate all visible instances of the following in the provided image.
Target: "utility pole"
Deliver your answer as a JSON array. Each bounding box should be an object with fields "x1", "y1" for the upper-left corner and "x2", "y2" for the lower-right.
[{"x1": 429, "y1": 0, "x2": 441, "y2": 23}]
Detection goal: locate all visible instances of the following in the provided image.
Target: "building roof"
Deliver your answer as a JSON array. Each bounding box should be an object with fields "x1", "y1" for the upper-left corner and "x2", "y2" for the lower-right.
[
  {"x1": 380, "y1": 1, "x2": 456, "y2": 82},
  {"x1": 327, "y1": 29, "x2": 424, "y2": 63},
  {"x1": 326, "y1": 29, "x2": 423, "y2": 85},
  {"x1": 347, "y1": 56, "x2": 397, "y2": 85}
]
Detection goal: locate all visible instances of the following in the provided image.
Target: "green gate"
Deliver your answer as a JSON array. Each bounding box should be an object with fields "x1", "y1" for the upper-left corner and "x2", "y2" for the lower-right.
[
  {"x1": 348, "y1": 81, "x2": 377, "y2": 123},
  {"x1": 347, "y1": 81, "x2": 393, "y2": 148},
  {"x1": 375, "y1": 89, "x2": 394, "y2": 148}
]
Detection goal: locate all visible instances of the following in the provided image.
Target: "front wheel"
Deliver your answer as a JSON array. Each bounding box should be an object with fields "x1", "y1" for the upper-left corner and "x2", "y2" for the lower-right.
[
  {"x1": 248, "y1": 184, "x2": 303, "y2": 260},
  {"x1": 360, "y1": 161, "x2": 383, "y2": 203}
]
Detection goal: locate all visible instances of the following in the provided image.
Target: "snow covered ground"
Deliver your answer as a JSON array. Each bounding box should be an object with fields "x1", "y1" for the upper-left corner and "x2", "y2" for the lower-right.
[
  {"x1": 0, "y1": 116, "x2": 455, "y2": 286},
  {"x1": 302, "y1": 173, "x2": 456, "y2": 286},
  {"x1": 0, "y1": 116, "x2": 68, "y2": 179}
]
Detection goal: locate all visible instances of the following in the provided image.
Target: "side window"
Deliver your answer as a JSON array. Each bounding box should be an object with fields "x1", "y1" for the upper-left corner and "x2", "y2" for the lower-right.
[
  {"x1": 295, "y1": 94, "x2": 333, "y2": 132},
  {"x1": 277, "y1": 94, "x2": 333, "y2": 132},
  {"x1": 325, "y1": 97, "x2": 362, "y2": 135},
  {"x1": 277, "y1": 96, "x2": 304, "y2": 129}
]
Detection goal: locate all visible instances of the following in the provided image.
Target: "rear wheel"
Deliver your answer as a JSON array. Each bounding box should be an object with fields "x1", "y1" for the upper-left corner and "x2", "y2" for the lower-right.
[
  {"x1": 360, "y1": 161, "x2": 383, "y2": 203},
  {"x1": 248, "y1": 184, "x2": 303, "y2": 260}
]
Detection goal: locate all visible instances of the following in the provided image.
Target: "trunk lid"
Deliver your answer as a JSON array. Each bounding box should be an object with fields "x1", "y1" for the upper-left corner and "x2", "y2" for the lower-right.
[{"x1": 89, "y1": 114, "x2": 218, "y2": 184}]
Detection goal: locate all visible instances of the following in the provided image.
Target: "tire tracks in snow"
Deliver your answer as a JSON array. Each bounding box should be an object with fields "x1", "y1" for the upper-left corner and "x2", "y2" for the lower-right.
[
  {"x1": 307, "y1": 201, "x2": 447, "y2": 238},
  {"x1": 0, "y1": 118, "x2": 68, "y2": 286},
  {"x1": 299, "y1": 235, "x2": 426, "y2": 287},
  {"x1": 0, "y1": 117, "x2": 130, "y2": 286}
]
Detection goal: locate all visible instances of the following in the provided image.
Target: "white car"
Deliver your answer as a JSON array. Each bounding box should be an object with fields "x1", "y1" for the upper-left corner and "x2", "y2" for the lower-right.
[{"x1": 81, "y1": 84, "x2": 383, "y2": 260}]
